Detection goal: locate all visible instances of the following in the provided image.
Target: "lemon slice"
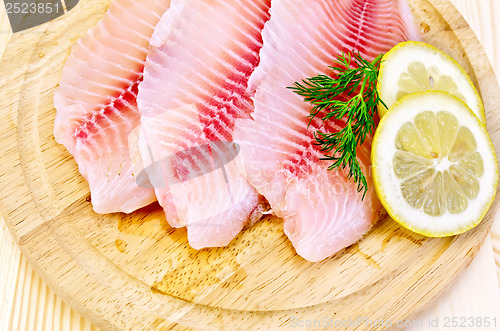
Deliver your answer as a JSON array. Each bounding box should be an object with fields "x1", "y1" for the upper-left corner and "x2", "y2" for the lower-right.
[
  {"x1": 372, "y1": 91, "x2": 497, "y2": 237},
  {"x1": 377, "y1": 41, "x2": 485, "y2": 123}
]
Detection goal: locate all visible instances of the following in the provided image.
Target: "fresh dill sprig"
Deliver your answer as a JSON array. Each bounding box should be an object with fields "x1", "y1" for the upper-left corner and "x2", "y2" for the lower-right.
[{"x1": 289, "y1": 52, "x2": 387, "y2": 198}]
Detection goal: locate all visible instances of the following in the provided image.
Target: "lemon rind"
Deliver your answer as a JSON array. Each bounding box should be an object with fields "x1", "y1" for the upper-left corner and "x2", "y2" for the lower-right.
[
  {"x1": 377, "y1": 41, "x2": 486, "y2": 124},
  {"x1": 372, "y1": 90, "x2": 497, "y2": 237}
]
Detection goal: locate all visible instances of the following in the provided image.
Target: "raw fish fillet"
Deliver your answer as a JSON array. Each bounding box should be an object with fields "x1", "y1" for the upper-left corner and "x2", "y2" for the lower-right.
[
  {"x1": 234, "y1": 0, "x2": 421, "y2": 262},
  {"x1": 54, "y1": 0, "x2": 171, "y2": 213},
  {"x1": 137, "y1": 0, "x2": 271, "y2": 248}
]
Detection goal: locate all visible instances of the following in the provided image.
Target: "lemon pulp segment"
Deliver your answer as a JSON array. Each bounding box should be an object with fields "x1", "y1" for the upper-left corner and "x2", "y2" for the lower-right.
[
  {"x1": 396, "y1": 62, "x2": 466, "y2": 103},
  {"x1": 394, "y1": 111, "x2": 484, "y2": 216},
  {"x1": 372, "y1": 91, "x2": 497, "y2": 237},
  {"x1": 377, "y1": 41, "x2": 485, "y2": 123}
]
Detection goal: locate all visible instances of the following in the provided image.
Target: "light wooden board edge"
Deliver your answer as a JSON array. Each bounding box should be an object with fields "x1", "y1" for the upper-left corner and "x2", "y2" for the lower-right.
[
  {"x1": 450, "y1": 0, "x2": 500, "y2": 288},
  {"x1": 0, "y1": 0, "x2": 13, "y2": 60},
  {"x1": 0, "y1": 0, "x2": 498, "y2": 330},
  {"x1": 406, "y1": 234, "x2": 500, "y2": 331},
  {"x1": 1, "y1": 218, "x2": 98, "y2": 331}
]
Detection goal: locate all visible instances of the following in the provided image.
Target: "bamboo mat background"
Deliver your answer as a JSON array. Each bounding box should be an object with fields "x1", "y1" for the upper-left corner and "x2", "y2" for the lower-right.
[{"x1": 0, "y1": 0, "x2": 499, "y2": 330}]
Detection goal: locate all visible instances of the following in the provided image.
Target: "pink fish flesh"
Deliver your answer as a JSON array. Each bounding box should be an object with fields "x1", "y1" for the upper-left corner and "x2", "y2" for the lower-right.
[
  {"x1": 53, "y1": 0, "x2": 171, "y2": 213},
  {"x1": 137, "y1": 0, "x2": 272, "y2": 248},
  {"x1": 233, "y1": 0, "x2": 421, "y2": 262}
]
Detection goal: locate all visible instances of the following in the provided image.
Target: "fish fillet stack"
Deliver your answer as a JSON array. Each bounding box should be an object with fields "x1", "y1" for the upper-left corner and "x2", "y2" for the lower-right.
[
  {"x1": 54, "y1": 0, "x2": 420, "y2": 261},
  {"x1": 54, "y1": 0, "x2": 171, "y2": 213}
]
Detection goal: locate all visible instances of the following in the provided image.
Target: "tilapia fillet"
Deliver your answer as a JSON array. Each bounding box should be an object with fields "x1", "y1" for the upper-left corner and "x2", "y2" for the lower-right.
[
  {"x1": 53, "y1": 0, "x2": 171, "y2": 213},
  {"x1": 137, "y1": 0, "x2": 271, "y2": 248},
  {"x1": 234, "y1": 0, "x2": 421, "y2": 262}
]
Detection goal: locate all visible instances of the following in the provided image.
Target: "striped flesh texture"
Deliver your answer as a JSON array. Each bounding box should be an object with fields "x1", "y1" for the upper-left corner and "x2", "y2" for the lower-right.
[
  {"x1": 137, "y1": 0, "x2": 271, "y2": 249},
  {"x1": 53, "y1": 0, "x2": 171, "y2": 213},
  {"x1": 234, "y1": 0, "x2": 421, "y2": 262}
]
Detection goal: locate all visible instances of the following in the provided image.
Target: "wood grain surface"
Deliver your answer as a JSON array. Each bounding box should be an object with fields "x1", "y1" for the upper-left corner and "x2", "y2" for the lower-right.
[
  {"x1": 0, "y1": 0, "x2": 499, "y2": 330},
  {"x1": 0, "y1": 0, "x2": 12, "y2": 60}
]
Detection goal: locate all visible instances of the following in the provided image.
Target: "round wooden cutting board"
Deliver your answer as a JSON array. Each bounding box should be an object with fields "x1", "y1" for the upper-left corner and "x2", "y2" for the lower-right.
[{"x1": 1, "y1": 0, "x2": 499, "y2": 329}]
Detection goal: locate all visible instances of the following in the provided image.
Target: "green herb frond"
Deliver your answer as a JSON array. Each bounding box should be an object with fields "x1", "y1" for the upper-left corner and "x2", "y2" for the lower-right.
[{"x1": 289, "y1": 52, "x2": 386, "y2": 198}]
